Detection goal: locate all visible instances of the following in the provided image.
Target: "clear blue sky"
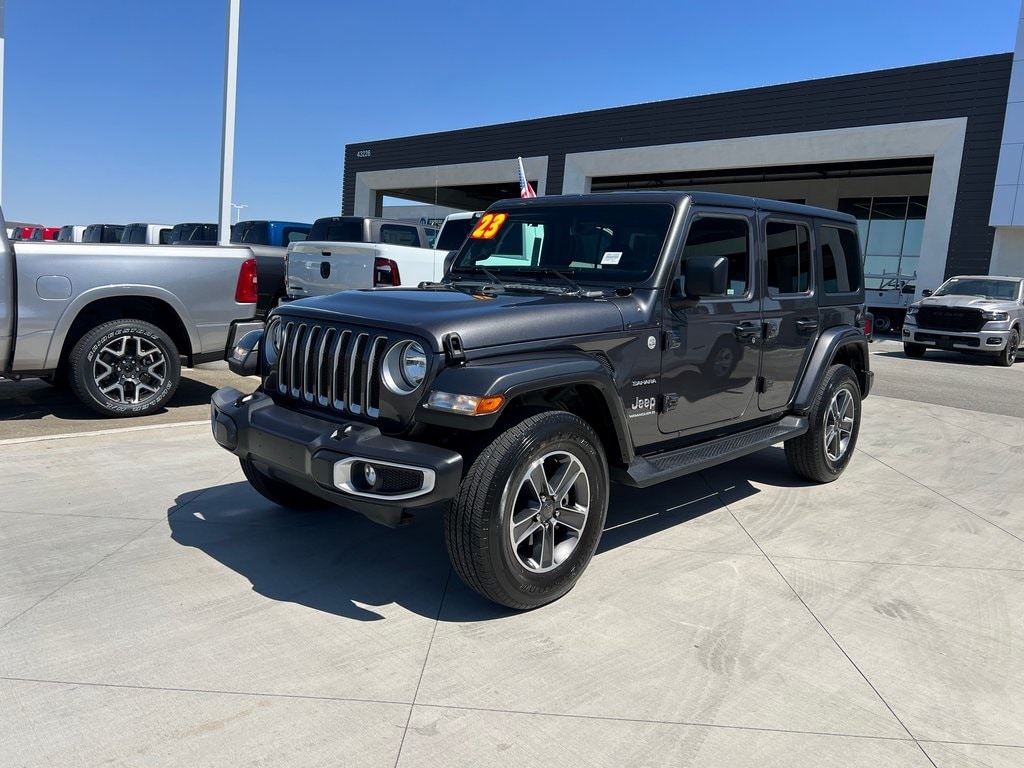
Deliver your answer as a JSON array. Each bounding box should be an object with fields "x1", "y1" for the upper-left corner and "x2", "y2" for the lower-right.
[{"x1": 1, "y1": 0, "x2": 1019, "y2": 226}]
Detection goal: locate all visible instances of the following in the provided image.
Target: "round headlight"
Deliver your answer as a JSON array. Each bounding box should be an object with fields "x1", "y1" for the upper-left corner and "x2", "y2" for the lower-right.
[
  {"x1": 382, "y1": 339, "x2": 428, "y2": 395},
  {"x1": 264, "y1": 317, "x2": 283, "y2": 363},
  {"x1": 401, "y1": 341, "x2": 427, "y2": 387}
]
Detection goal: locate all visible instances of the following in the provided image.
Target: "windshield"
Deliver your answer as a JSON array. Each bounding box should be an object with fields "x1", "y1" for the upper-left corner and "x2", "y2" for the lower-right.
[
  {"x1": 450, "y1": 203, "x2": 672, "y2": 285},
  {"x1": 933, "y1": 277, "x2": 1021, "y2": 301}
]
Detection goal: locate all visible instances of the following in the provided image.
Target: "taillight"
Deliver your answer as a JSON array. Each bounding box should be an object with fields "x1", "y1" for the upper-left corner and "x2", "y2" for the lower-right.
[
  {"x1": 862, "y1": 312, "x2": 874, "y2": 340},
  {"x1": 373, "y1": 257, "x2": 401, "y2": 287},
  {"x1": 235, "y1": 258, "x2": 258, "y2": 303}
]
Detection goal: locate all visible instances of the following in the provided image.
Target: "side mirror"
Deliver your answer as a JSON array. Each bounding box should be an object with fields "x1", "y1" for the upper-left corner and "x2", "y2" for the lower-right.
[
  {"x1": 227, "y1": 329, "x2": 262, "y2": 377},
  {"x1": 921, "y1": 289, "x2": 933, "y2": 297},
  {"x1": 669, "y1": 255, "x2": 729, "y2": 311},
  {"x1": 683, "y1": 255, "x2": 729, "y2": 297}
]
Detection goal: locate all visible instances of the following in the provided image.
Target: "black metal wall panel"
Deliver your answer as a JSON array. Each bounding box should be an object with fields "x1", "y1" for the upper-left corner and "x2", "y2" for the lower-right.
[{"x1": 343, "y1": 54, "x2": 1011, "y2": 278}]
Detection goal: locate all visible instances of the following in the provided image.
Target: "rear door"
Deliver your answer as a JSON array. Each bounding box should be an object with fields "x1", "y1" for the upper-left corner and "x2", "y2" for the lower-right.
[
  {"x1": 658, "y1": 208, "x2": 761, "y2": 434},
  {"x1": 758, "y1": 215, "x2": 817, "y2": 411}
]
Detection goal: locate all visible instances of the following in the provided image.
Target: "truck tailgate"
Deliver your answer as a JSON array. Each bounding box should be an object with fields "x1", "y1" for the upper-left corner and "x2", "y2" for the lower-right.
[{"x1": 286, "y1": 243, "x2": 376, "y2": 299}]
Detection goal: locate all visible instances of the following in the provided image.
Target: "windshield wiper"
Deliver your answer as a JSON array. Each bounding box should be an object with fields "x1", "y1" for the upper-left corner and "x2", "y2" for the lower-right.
[
  {"x1": 446, "y1": 266, "x2": 507, "y2": 294},
  {"x1": 513, "y1": 267, "x2": 604, "y2": 297}
]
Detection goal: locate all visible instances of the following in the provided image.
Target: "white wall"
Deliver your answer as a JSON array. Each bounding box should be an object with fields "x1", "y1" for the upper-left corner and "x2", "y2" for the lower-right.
[{"x1": 989, "y1": 0, "x2": 1024, "y2": 271}]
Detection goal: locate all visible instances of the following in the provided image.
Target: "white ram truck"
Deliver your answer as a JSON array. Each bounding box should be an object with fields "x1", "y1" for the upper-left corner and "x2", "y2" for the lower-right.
[
  {"x1": 0, "y1": 206, "x2": 263, "y2": 417},
  {"x1": 284, "y1": 215, "x2": 441, "y2": 300}
]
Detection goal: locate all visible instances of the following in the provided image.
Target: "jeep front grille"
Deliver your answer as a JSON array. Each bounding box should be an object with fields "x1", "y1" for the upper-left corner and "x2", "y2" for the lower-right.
[
  {"x1": 276, "y1": 320, "x2": 388, "y2": 418},
  {"x1": 916, "y1": 307, "x2": 985, "y2": 333}
]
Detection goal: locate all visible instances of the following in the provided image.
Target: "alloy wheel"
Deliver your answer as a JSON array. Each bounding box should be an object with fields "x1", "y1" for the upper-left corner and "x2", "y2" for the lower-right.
[{"x1": 505, "y1": 450, "x2": 591, "y2": 573}]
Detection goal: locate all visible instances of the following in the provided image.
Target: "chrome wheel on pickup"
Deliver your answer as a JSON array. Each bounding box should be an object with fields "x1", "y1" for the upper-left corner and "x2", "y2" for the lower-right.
[
  {"x1": 995, "y1": 329, "x2": 1019, "y2": 367},
  {"x1": 446, "y1": 410, "x2": 608, "y2": 610},
  {"x1": 70, "y1": 319, "x2": 181, "y2": 417}
]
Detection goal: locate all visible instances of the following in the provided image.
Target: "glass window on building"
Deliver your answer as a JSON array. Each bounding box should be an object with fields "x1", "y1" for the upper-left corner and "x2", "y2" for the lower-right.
[{"x1": 836, "y1": 196, "x2": 927, "y2": 292}]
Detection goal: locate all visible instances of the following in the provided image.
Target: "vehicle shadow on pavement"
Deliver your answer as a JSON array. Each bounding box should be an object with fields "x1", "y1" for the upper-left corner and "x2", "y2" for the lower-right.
[
  {"x1": 0, "y1": 374, "x2": 220, "y2": 421},
  {"x1": 165, "y1": 454, "x2": 800, "y2": 622}
]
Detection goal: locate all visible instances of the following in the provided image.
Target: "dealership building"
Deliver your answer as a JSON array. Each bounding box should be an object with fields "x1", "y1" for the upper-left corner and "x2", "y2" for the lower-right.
[{"x1": 343, "y1": 25, "x2": 1024, "y2": 314}]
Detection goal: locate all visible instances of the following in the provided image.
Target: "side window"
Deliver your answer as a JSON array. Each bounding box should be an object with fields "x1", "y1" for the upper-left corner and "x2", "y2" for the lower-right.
[
  {"x1": 284, "y1": 228, "x2": 307, "y2": 243},
  {"x1": 380, "y1": 224, "x2": 419, "y2": 246},
  {"x1": 681, "y1": 216, "x2": 750, "y2": 297},
  {"x1": 819, "y1": 226, "x2": 862, "y2": 294},
  {"x1": 766, "y1": 220, "x2": 811, "y2": 295}
]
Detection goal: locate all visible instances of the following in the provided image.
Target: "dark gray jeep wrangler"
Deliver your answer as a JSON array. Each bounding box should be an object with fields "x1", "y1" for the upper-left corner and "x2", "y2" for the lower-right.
[{"x1": 212, "y1": 192, "x2": 872, "y2": 609}]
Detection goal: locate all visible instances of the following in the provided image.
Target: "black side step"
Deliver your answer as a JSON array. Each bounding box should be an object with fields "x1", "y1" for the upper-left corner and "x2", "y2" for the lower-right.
[{"x1": 614, "y1": 416, "x2": 808, "y2": 488}]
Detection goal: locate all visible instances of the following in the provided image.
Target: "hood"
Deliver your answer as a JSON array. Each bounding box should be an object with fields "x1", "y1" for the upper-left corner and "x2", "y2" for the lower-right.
[
  {"x1": 915, "y1": 295, "x2": 1019, "y2": 311},
  {"x1": 277, "y1": 286, "x2": 627, "y2": 351}
]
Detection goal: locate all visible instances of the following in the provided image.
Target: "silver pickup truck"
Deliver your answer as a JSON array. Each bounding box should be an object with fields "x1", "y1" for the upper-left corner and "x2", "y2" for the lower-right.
[
  {"x1": 902, "y1": 274, "x2": 1024, "y2": 366},
  {"x1": 1, "y1": 208, "x2": 262, "y2": 417}
]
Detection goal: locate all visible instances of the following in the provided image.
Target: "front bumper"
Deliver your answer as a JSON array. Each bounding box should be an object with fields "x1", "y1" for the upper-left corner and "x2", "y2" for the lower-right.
[
  {"x1": 903, "y1": 323, "x2": 1013, "y2": 351},
  {"x1": 211, "y1": 387, "x2": 463, "y2": 527}
]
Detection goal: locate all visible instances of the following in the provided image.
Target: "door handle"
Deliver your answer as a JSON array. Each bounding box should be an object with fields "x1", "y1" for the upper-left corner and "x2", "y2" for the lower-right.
[
  {"x1": 733, "y1": 322, "x2": 761, "y2": 342},
  {"x1": 795, "y1": 319, "x2": 819, "y2": 333}
]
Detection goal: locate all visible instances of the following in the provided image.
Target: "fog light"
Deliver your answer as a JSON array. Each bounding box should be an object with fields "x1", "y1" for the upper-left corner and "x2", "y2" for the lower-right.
[
  {"x1": 363, "y1": 463, "x2": 378, "y2": 487},
  {"x1": 987, "y1": 337, "x2": 1002, "y2": 345}
]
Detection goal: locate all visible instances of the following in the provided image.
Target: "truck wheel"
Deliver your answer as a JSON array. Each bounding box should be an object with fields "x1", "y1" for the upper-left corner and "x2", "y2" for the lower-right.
[
  {"x1": 240, "y1": 457, "x2": 326, "y2": 510},
  {"x1": 995, "y1": 330, "x2": 1019, "y2": 367},
  {"x1": 445, "y1": 411, "x2": 609, "y2": 610},
  {"x1": 69, "y1": 319, "x2": 180, "y2": 417},
  {"x1": 903, "y1": 343, "x2": 926, "y2": 358},
  {"x1": 873, "y1": 313, "x2": 892, "y2": 333},
  {"x1": 784, "y1": 364, "x2": 861, "y2": 483}
]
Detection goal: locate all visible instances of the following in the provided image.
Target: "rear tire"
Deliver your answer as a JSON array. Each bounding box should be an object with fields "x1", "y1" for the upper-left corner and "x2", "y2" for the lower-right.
[
  {"x1": 240, "y1": 457, "x2": 326, "y2": 510},
  {"x1": 903, "y1": 343, "x2": 926, "y2": 359},
  {"x1": 785, "y1": 364, "x2": 861, "y2": 483},
  {"x1": 445, "y1": 411, "x2": 608, "y2": 610}
]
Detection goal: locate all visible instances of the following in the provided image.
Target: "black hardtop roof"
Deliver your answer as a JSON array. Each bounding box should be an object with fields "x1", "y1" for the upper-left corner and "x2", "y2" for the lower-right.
[{"x1": 490, "y1": 191, "x2": 856, "y2": 224}]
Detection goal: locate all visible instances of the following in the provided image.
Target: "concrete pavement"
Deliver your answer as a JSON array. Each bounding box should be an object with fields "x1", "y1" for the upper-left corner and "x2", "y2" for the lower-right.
[{"x1": 1, "y1": 395, "x2": 1022, "y2": 767}]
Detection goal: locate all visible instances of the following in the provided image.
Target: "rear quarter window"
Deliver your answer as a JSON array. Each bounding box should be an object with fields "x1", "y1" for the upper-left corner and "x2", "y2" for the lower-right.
[{"x1": 819, "y1": 226, "x2": 862, "y2": 295}]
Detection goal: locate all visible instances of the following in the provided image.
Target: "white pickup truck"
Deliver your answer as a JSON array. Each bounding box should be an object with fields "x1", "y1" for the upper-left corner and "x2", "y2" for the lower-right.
[
  {"x1": 284, "y1": 215, "x2": 441, "y2": 300},
  {"x1": 1, "y1": 206, "x2": 262, "y2": 417}
]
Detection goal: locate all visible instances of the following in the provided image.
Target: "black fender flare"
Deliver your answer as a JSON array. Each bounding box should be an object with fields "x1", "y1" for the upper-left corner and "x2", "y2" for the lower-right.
[
  {"x1": 792, "y1": 326, "x2": 872, "y2": 412},
  {"x1": 416, "y1": 351, "x2": 634, "y2": 463}
]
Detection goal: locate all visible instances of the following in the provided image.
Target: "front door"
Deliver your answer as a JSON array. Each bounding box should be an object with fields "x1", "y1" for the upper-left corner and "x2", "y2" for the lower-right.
[{"x1": 659, "y1": 210, "x2": 761, "y2": 435}]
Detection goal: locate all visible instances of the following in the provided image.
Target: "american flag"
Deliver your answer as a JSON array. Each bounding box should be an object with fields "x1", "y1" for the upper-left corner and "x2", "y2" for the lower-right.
[{"x1": 517, "y1": 157, "x2": 536, "y2": 198}]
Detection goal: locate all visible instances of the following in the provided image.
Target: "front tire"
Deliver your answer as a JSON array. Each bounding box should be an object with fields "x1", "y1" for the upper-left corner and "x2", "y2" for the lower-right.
[
  {"x1": 445, "y1": 411, "x2": 609, "y2": 610},
  {"x1": 995, "y1": 330, "x2": 1019, "y2": 367},
  {"x1": 69, "y1": 319, "x2": 180, "y2": 417},
  {"x1": 903, "y1": 342, "x2": 926, "y2": 359},
  {"x1": 785, "y1": 364, "x2": 861, "y2": 483}
]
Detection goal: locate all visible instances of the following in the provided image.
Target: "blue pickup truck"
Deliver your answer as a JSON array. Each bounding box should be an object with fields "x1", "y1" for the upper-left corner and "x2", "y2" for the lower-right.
[{"x1": 231, "y1": 220, "x2": 311, "y2": 314}]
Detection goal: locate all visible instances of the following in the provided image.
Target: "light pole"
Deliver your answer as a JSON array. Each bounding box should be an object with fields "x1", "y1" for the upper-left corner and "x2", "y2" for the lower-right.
[
  {"x1": 218, "y1": 0, "x2": 240, "y2": 245},
  {"x1": 231, "y1": 203, "x2": 247, "y2": 224}
]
